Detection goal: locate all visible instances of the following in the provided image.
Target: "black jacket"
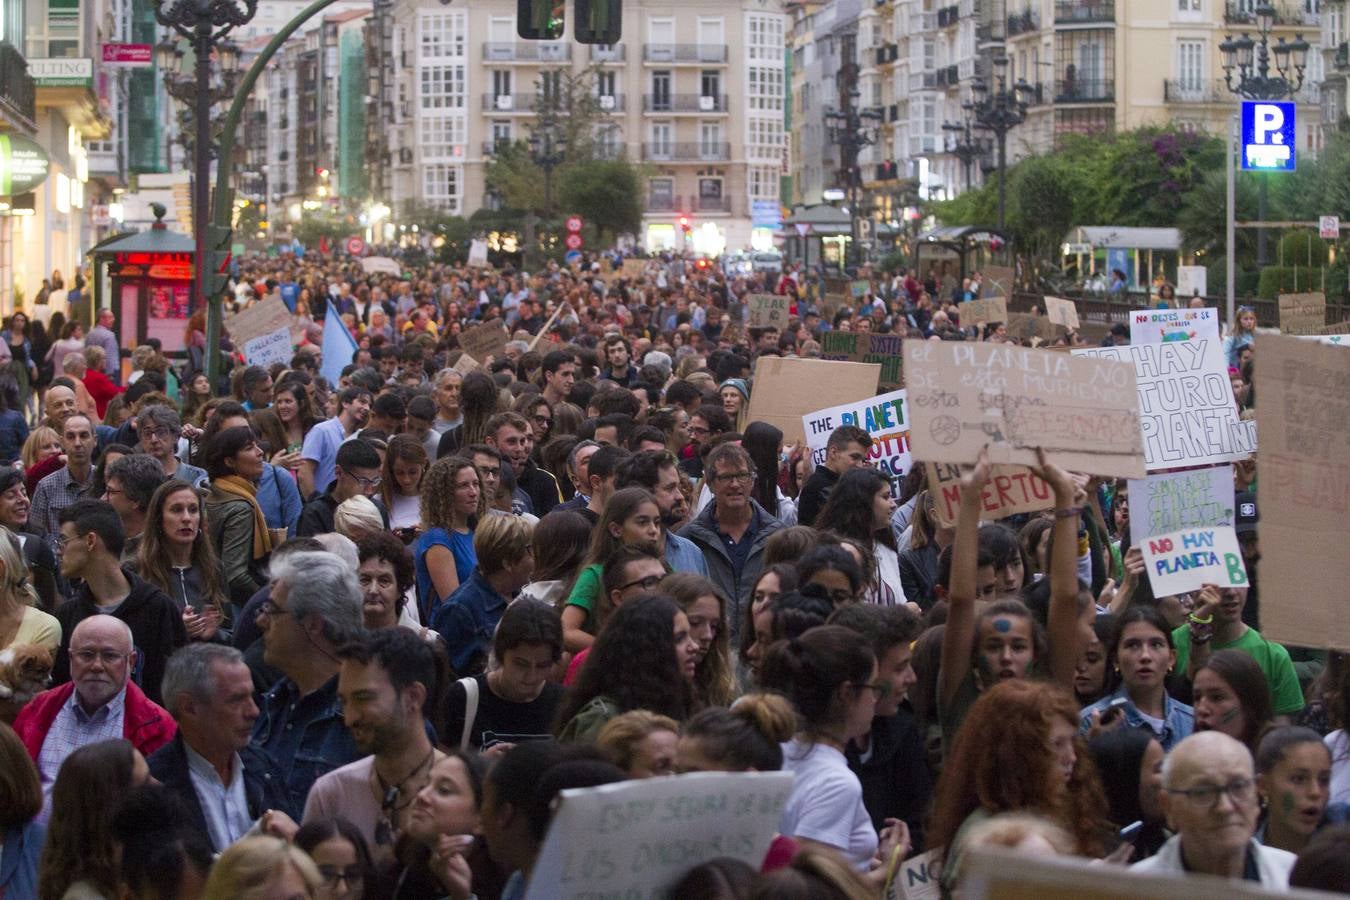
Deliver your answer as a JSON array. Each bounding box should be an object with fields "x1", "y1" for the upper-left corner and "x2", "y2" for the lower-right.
[
  {"x1": 54, "y1": 567, "x2": 187, "y2": 706},
  {"x1": 846, "y1": 708, "x2": 933, "y2": 851},
  {"x1": 517, "y1": 461, "x2": 562, "y2": 516},
  {"x1": 795, "y1": 465, "x2": 839, "y2": 529},
  {"x1": 296, "y1": 488, "x2": 389, "y2": 538},
  {"x1": 147, "y1": 733, "x2": 290, "y2": 851}
]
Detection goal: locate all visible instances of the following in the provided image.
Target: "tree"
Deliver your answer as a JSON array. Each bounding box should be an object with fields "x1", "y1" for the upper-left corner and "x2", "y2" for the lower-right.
[{"x1": 557, "y1": 160, "x2": 643, "y2": 241}]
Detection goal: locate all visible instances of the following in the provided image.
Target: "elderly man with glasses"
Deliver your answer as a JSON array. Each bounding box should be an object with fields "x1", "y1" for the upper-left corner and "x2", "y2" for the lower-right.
[{"x1": 1132, "y1": 730, "x2": 1295, "y2": 887}]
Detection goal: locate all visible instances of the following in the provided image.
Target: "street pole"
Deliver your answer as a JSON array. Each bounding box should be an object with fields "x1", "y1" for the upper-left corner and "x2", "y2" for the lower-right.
[
  {"x1": 192, "y1": 27, "x2": 211, "y2": 385},
  {"x1": 1257, "y1": 175, "x2": 1269, "y2": 267},
  {"x1": 1226, "y1": 113, "x2": 1236, "y2": 330},
  {"x1": 996, "y1": 129, "x2": 1008, "y2": 232}
]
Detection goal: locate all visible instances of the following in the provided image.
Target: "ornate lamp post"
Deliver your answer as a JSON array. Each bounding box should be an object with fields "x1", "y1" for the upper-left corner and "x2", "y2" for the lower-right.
[
  {"x1": 969, "y1": 56, "x2": 1032, "y2": 231},
  {"x1": 523, "y1": 110, "x2": 568, "y2": 270},
  {"x1": 155, "y1": 0, "x2": 256, "y2": 387},
  {"x1": 1219, "y1": 3, "x2": 1310, "y2": 266},
  {"x1": 942, "y1": 104, "x2": 989, "y2": 194},
  {"x1": 825, "y1": 91, "x2": 884, "y2": 269}
]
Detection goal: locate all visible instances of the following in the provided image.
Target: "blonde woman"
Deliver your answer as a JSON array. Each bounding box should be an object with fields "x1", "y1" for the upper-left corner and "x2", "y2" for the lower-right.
[
  {"x1": 596, "y1": 710, "x2": 680, "y2": 778},
  {"x1": 202, "y1": 836, "x2": 323, "y2": 900},
  {"x1": 0, "y1": 525, "x2": 57, "y2": 653}
]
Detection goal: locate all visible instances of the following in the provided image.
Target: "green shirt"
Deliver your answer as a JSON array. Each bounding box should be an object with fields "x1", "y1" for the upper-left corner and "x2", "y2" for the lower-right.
[
  {"x1": 564, "y1": 564, "x2": 603, "y2": 632},
  {"x1": 1173, "y1": 624, "x2": 1305, "y2": 716}
]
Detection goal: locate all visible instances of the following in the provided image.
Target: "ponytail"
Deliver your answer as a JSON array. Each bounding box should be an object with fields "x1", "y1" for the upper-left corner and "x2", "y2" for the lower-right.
[
  {"x1": 683, "y1": 693, "x2": 796, "y2": 771},
  {"x1": 760, "y1": 625, "x2": 874, "y2": 735}
]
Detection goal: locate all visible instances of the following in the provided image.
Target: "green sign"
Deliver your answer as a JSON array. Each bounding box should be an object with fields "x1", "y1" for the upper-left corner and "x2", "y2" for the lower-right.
[{"x1": 0, "y1": 134, "x2": 51, "y2": 195}]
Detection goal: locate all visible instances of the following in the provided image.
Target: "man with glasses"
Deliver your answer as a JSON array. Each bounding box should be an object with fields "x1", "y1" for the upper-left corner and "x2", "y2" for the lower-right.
[
  {"x1": 136, "y1": 405, "x2": 208, "y2": 488},
  {"x1": 1132, "y1": 731, "x2": 1295, "y2": 886},
  {"x1": 103, "y1": 453, "x2": 166, "y2": 562},
  {"x1": 679, "y1": 443, "x2": 783, "y2": 647},
  {"x1": 14, "y1": 614, "x2": 176, "y2": 804},
  {"x1": 297, "y1": 438, "x2": 389, "y2": 538}
]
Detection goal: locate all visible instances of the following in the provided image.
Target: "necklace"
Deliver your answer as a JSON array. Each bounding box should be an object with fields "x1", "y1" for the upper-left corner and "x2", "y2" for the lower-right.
[{"x1": 373, "y1": 747, "x2": 438, "y2": 846}]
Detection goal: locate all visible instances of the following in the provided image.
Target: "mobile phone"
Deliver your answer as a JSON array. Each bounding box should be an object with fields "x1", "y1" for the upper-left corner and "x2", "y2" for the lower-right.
[
  {"x1": 1100, "y1": 696, "x2": 1129, "y2": 725},
  {"x1": 1118, "y1": 820, "x2": 1143, "y2": 842}
]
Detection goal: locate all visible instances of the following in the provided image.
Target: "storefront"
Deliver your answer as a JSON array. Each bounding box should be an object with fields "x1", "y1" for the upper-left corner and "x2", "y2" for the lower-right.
[{"x1": 88, "y1": 208, "x2": 196, "y2": 354}]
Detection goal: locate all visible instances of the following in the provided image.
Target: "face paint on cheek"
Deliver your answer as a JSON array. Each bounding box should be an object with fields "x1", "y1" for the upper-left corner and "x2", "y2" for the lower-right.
[
  {"x1": 1282, "y1": 792, "x2": 1296, "y2": 816},
  {"x1": 1220, "y1": 706, "x2": 1242, "y2": 725}
]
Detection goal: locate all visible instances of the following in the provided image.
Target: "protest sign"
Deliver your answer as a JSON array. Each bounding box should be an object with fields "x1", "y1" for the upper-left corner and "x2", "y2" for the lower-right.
[
  {"x1": 983, "y1": 266, "x2": 1016, "y2": 296},
  {"x1": 746, "y1": 293, "x2": 790, "y2": 329},
  {"x1": 888, "y1": 847, "x2": 942, "y2": 900},
  {"x1": 925, "y1": 462, "x2": 1053, "y2": 527},
  {"x1": 1129, "y1": 306, "x2": 1221, "y2": 348},
  {"x1": 746, "y1": 356, "x2": 880, "y2": 446},
  {"x1": 1140, "y1": 525, "x2": 1248, "y2": 597},
  {"x1": 1073, "y1": 336, "x2": 1253, "y2": 471},
  {"x1": 1278, "y1": 292, "x2": 1327, "y2": 335},
  {"x1": 1318, "y1": 320, "x2": 1350, "y2": 336},
  {"x1": 803, "y1": 389, "x2": 911, "y2": 496},
  {"x1": 1006, "y1": 313, "x2": 1061, "y2": 343},
  {"x1": 451, "y1": 352, "x2": 480, "y2": 375},
  {"x1": 1176, "y1": 265, "x2": 1207, "y2": 299},
  {"x1": 958, "y1": 296, "x2": 1007, "y2": 326},
  {"x1": 224, "y1": 296, "x2": 292, "y2": 348},
  {"x1": 1255, "y1": 334, "x2": 1350, "y2": 650},
  {"x1": 1127, "y1": 466, "x2": 1235, "y2": 539},
  {"x1": 358, "y1": 256, "x2": 401, "y2": 276},
  {"x1": 524, "y1": 771, "x2": 793, "y2": 900},
  {"x1": 241, "y1": 327, "x2": 293, "y2": 369},
  {"x1": 1043, "y1": 296, "x2": 1080, "y2": 330},
  {"x1": 458, "y1": 321, "x2": 509, "y2": 361},
  {"x1": 850, "y1": 280, "x2": 870, "y2": 299},
  {"x1": 622, "y1": 258, "x2": 645, "y2": 278},
  {"x1": 904, "y1": 341, "x2": 1146, "y2": 478},
  {"x1": 819, "y1": 331, "x2": 903, "y2": 390}
]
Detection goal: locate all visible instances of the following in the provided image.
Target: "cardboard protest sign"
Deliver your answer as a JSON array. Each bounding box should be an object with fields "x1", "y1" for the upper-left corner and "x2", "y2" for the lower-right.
[
  {"x1": 241, "y1": 327, "x2": 293, "y2": 369},
  {"x1": 1278, "y1": 291, "x2": 1327, "y2": 335},
  {"x1": 1318, "y1": 320, "x2": 1350, "y2": 336},
  {"x1": 746, "y1": 293, "x2": 790, "y2": 329},
  {"x1": 925, "y1": 462, "x2": 1053, "y2": 527},
  {"x1": 819, "y1": 331, "x2": 903, "y2": 390},
  {"x1": 1130, "y1": 306, "x2": 1221, "y2": 347},
  {"x1": 458, "y1": 321, "x2": 509, "y2": 361},
  {"x1": 1140, "y1": 525, "x2": 1248, "y2": 597},
  {"x1": 224, "y1": 297, "x2": 292, "y2": 348},
  {"x1": 1073, "y1": 332, "x2": 1253, "y2": 471},
  {"x1": 888, "y1": 847, "x2": 942, "y2": 900},
  {"x1": 358, "y1": 256, "x2": 401, "y2": 276},
  {"x1": 1127, "y1": 466, "x2": 1235, "y2": 539},
  {"x1": 982, "y1": 265, "x2": 1016, "y2": 296},
  {"x1": 1255, "y1": 334, "x2": 1350, "y2": 650},
  {"x1": 802, "y1": 389, "x2": 911, "y2": 497},
  {"x1": 958, "y1": 296, "x2": 1007, "y2": 326},
  {"x1": 1043, "y1": 296, "x2": 1080, "y2": 330},
  {"x1": 745, "y1": 356, "x2": 880, "y2": 446},
  {"x1": 524, "y1": 771, "x2": 793, "y2": 900},
  {"x1": 622, "y1": 258, "x2": 644, "y2": 278},
  {"x1": 1006, "y1": 313, "x2": 1061, "y2": 343},
  {"x1": 450, "y1": 352, "x2": 480, "y2": 375},
  {"x1": 850, "y1": 280, "x2": 870, "y2": 299},
  {"x1": 904, "y1": 341, "x2": 1146, "y2": 478}
]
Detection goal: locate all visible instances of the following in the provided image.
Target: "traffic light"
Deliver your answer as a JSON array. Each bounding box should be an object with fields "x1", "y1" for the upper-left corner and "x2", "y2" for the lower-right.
[
  {"x1": 679, "y1": 215, "x2": 692, "y2": 236},
  {"x1": 518, "y1": 0, "x2": 564, "y2": 39},
  {"x1": 574, "y1": 0, "x2": 621, "y2": 44}
]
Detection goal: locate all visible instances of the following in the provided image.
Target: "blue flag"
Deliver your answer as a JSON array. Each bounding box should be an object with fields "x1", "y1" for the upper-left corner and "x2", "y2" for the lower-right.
[{"x1": 321, "y1": 300, "x2": 357, "y2": 387}]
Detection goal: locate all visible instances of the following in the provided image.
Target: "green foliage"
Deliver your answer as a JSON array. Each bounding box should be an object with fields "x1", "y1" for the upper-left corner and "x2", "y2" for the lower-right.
[
  {"x1": 880, "y1": 247, "x2": 908, "y2": 275},
  {"x1": 1177, "y1": 168, "x2": 1258, "y2": 258},
  {"x1": 1276, "y1": 230, "x2": 1330, "y2": 266},
  {"x1": 557, "y1": 160, "x2": 643, "y2": 240},
  {"x1": 1257, "y1": 266, "x2": 1323, "y2": 298},
  {"x1": 291, "y1": 211, "x2": 348, "y2": 249}
]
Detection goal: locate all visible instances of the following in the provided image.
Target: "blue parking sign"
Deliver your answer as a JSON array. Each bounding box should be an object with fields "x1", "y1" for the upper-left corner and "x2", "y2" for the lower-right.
[{"x1": 1240, "y1": 100, "x2": 1296, "y2": 171}]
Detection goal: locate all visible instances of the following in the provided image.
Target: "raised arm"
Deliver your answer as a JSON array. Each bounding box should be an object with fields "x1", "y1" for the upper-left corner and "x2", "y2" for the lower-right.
[
  {"x1": 938, "y1": 448, "x2": 990, "y2": 712},
  {"x1": 1029, "y1": 449, "x2": 1084, "y2": 690}
]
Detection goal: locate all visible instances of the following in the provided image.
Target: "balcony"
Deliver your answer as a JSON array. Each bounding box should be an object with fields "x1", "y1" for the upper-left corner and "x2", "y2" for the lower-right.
[
  {"x1": 1163, "y1": 79, "x2": 1226, "y2": 104},
  {"x1": 594, "y1": 143, "x2": 624, "y2": 160},
  {"x1": 589, "y1": 44, "x2": 626, "y2": 63},
  {"x1": 642, "y1": 93, "x2": 728, "y2": 113},
  {"x1": 875, "y1": 43, "x2": 899, "y2": 66},
  {"x1": 641, "y1": 142, "x2": 731, "y2": 161},
  {"x1": 694, "y1": 193, "x2": 732, "y2": 213},
  {"x1": 643, "y1": 44, "x2": 728, "y2": 64},
  {"x1": 1022, "y1": 81, "x2": 1047, "y2": 105},
  {"x1": 0, "y1": 42, "x2": 36, "y2": 131},
  {"x1": 481, "y1": 93, "x2": 545, "y2": 112},
  {"x1": 482, "y1": 139, "x2": 514, "y2": 155},
  {"x1": 1223, "y1": 2, "x2": 1319, "y2": 26},
  {"x1": 481, "y1": 42, "x2": 572, "y2": 63},
  {"x1": 1054, "y1": 1, "x2": 1115, "y2": 25},
  {"x1": 647, "y1": 193, "x2": 678, "y2": 211},
  {"x1": 1007, "y1": 8, "x2": 1040, "y2": 36},
  {"x1": 1055, "y1": 77, "x2": 1114, "y2": 103}
]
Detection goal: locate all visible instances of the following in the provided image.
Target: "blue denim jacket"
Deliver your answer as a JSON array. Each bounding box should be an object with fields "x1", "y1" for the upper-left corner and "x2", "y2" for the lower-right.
[
  {"x1": 250, "y1": 674, "x2": 359, "y2": 817},
  {"x1": 432, "y1": 570, "x2": 506, "y2": 675},
  {"x1": 1079, "y1": 686, "x2": 1195, "y2": 752},
  {"x1": 256, "y1": 462, "x2": 303, "y2": 536},
  {"x1": 666, "y1": 532, "x2": 710, "y2": 577}
]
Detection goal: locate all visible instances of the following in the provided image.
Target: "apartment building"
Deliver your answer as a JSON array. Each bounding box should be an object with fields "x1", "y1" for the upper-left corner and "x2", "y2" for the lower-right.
[
  {"x1": 1319, "y1": 0, "x2": 1347, "y2": 125},
  {"x1": 366, "y1": 0, "x2": 788, "y2": 253}
]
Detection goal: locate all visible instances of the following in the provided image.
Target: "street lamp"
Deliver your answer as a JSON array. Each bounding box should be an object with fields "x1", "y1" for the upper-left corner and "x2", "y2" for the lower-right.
[
  {"x1": 942, "y1": 103, "x2": 989, "y2": 194},
  {"x1": 969, "y1": 57, "x2": 1033, "y2": 231},
  {"x1": 1219, "y1": 3, "x2": 1310, "y2": 265},
  {"x1": 522, "y1": 109, "x2": 568, "y2": 270},
  {"x1": 155, "y1": 0, "x2": 256, "y2": 387},
  {"x1": 825, "y1": 90, "x2": 884, "y2": 270}
]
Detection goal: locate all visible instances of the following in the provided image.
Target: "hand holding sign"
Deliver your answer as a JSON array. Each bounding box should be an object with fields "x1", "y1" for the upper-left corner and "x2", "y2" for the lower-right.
[{"x1": 1140, "y1": 525, "x2": 1248, "y2": 597}]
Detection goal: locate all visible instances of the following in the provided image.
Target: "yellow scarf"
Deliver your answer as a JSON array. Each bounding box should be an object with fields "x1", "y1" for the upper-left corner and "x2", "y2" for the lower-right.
[{"x1": 212, "y1": 475, "x2": 274, "y2": 560}]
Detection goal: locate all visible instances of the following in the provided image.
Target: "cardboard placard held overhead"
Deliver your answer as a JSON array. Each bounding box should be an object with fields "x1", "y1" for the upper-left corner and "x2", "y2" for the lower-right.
[
  {"x1": 982, "y1": 265, "x2": 1016, "y2": 297},
  {"x1": 925, "y1": 462, "x2": 1054, "y2": 527},
  {"x1": 1278, "y1": 291, "x2": 1327, "y2": 335},
  {"x1": 457, "y1": 321, "x2": 509, "y2": 361},
  {"x1": 959, "y1": 296, "x2": 1008, "y2": 327},
  {"x1": 802, "y1": 389, "x2": 912, "y2": 497},
  {"x1": 1005, "y1": 313, "x2": 1062, "y2": 343},
  {"x1": 745, "y1": 356, "x2": 881, "y2": 446},
  {"x1": 746, "y1": 293, "x2": 790, "y2": 329},
  {"x1": 1130, "y1": 306, "x2": 1221, "y2": 346},
  {"x1": 621, "y1": 258, "x2": 645, "y2": 278},
  {"x1": 359, "y1": 256, "x2": 401, "y2": 276},
  {"x1": 819, "y1": 331, "x2": 903, "y2": 390},
  {"x1": 241, "y1": 327, "x2": 293, "y2": 369},
  {"x1": 224, "y1": 297, "x2": 293, "y2": 348},
  {"x1": 904, "y1": 341, "x2": 1146, "y2": 478},
  {"x1": 1255, "y1": 334, "x2": 1350, "y2": 650},
  {"x1": 1140, "y1": 525, "x2": 1248, "y2": 597},
  {"x1": 1127, "y1": 466, "x2": 1235, "y2": 540},
  {"x1": 1042, "y1": 296, "x2": 1081, "y2": 330},
  {"x1": 450, "y1": 352, "x2": 481, "y2": 375}
]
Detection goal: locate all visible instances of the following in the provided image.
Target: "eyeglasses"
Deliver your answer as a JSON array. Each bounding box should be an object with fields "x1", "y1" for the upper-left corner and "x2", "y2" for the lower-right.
[
  {"x1": 855, "y1": 681, "x2": 890, "y2": 699},
  {"x1": 141, "y1": 427, "x2": 174, "y2": 441},
  {"x1": 712, "y1": 471, "x2": 755, "y2": 484},
  {"x1": 71, "y1": 649, "x2": 129, "y2": 666},
  {"x1": 1167, "y1": 777, "x2": 1256, "y2": 809},
  {"x1": 619, "y1": 573, "x2": 664, "y2": 593},
  {"x1": 103, "y1": 488, "x2": 123, "y2": 497},
  {"x1": 345, "y1": 471, "x2": 382, "y2": 489},
  {"x1": 534, "y1": 414, "x2": 553, "y2": 427},
  {"x1": 688, "y1": 425, "x2": 711, "y2": 436},
  {"x1": 259, "y1": 599, "x2": 291, "y2": 618},
  {"x1": 317, "y1": 866, "x2": 364, "y2": 888}
]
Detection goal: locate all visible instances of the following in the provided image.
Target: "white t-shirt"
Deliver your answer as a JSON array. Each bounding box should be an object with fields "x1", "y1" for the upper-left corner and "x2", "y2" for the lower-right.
[
  {"x1": 1326, "y1": 730, "x2": 1350, "y2": 806},
  {"x1": 865, "y1": 543, "x2": 907, "y2": 607},
  {"x1": 778, "y1": 739, "x2": 877, "y2": 870}
]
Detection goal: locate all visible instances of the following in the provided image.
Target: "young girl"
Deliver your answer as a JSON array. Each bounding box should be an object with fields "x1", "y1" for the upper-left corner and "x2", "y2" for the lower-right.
[
  {"x1": 1256, "y1": 727, "x2": 1333, "y2": 855},
  {"x1": 1079, "y1": 606, "x2": 1194, "y2": 751},
  {"x1": 1193, "y1": 648, "x2": 1276, "y2": 753},
  {"x1": 383, "y1": 435, "x2": 429, "y2": 539},
  {"x1": 559, "y1": 487, "x2": 662, "y2": 653},
  {"x1": 660, "y1": 572, "x2": 736, "y2": 708},
  {"x1": 1223, "y1": 305, "x2": 1258, "y2": 368},
  {"x1": 816, "y1": 467, "x2": 905, "y2": 607}
]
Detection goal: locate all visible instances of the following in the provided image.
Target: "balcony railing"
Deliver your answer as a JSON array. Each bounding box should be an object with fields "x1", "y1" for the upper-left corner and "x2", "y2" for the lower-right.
[
  {"x1": 1055, "y1": 77, "x2": 1114, "y2": 103},
  {"x1": 1022, "y1": 81, "x2": 1047, "y2": 105},
  {"x1": 1054, "y1": 1, "x2": 1115, "y2": 24},
  {"x1": 482, "y1": 140, "x2": 514, "y2": 155},
  {"x1": 1163, "y1": 79, "x2": 1226, "y2": 104},
  {"x1": 589, "y1": 44, "x2": 626, "y2": 63},
  {"x1": 642, "y1": 93, "x2": 728, "y2": 112},
  {"x1": 642, "y1": 44, "x2": 728, "y2": 63},
  {"x1": 1223, "y1": 1, "x2": 1319, "y2": 26},
  {"x1": 693, "y1": 193, "x2": 732, "y2": 213},
  {"x1": 594, "y1": 143, "x2": 623, "y2": 160},
  {"x1": 648, "y1": 194, "x2": 678, "y2": 211},
  {"x1": 641, "y1": 141, "x2": 731, "y2": 161},
  {"x1": 481, "y1": 93, "x2": 540, "y2": 112},
  {"x1": 481, "y1": 42, "x2": 572, "y2": 62},
  {"x1": 0, "y1": 42, "x2": 36, "y2": 131},
  {"x1": 1008, "y1": 8, "x2": 1040, "y2": 35}
]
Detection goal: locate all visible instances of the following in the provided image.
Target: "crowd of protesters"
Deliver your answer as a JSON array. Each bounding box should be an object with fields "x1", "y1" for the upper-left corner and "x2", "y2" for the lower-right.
[{"x1": 0, "y1": 247, "x2": 1345, "y2": 900}]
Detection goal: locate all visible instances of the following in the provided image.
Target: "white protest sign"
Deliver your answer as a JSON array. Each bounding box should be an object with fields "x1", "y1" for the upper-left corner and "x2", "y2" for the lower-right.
[
  {"x1": 359, "y1": 256, "x2": 402, "y2": 276},
  {"x1": 1140, "y1": 525, "x2": 1248, "y2": 597},
  {"x1": 468, "y1": 238, "x2": 489, "y2": 267},
  {"x1": 241, "y1": 326, "x2": 293, "y2": 368},
  {"x1": 746, "y1": 292, "x2": 790, "y2": 329},
  {"x1": 1176, "y1": 266, "x2": 1207, "y2": 299},
  {"x1": 1127, "y1": 466, "x2": 1235, "y2": 540},
  {"x1": 802, "y1": 388, "x2": 912, "y2": 497},
  {"x1": 1128, "y1": 307, "x2": 1221, "y2": 351},
  {"x1": 1043, "y1": 296, "x2": 1080, "y2": 331},
  {"x1": 890, "y1": 847, "x2": 943, "y2": 900},
  {"x1": 524, "y1": 771, "x2": 793, "y2": 900}
]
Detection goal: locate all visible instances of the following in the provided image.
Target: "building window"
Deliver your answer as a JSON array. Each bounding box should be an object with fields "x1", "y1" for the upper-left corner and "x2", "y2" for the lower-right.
[
  {"x1": 420, "y1": 11, "x2": 465, "y2": 60},
  {"x1": 423, "y1": 163, "x2": 461, "y2": 211},
  {"x1": 648, "y1": 176, "x2": 675, "y2": 209},
  {"x1": 1178, "y1": 0, "x2": 1200, "y2": 10},
  {"x1": 650, "y1": 122, "x2": 673, "y2": 156},
  {"x1": 1177, "y1": 40, "x2": 1204, "y2": 92},
  {"x1": 421, "y1": 65, "x2": 465, "y2": 110}
]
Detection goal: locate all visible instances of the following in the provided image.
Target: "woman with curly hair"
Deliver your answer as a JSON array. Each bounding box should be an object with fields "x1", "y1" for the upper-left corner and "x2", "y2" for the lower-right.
[
  {"x1": 554, "y1": 594, "x2": 698, "y2": 742},
  {"x1": 137, "y1": 479, "x2": 231, "y2": 641},
  {"x1": 413, "y1": 456, "x2": 485, "y2": 623},
  {"x1": 930, "y1": 679, "x2": 1107, "y2": 892},
  {"x1": 660, "y1": 572, "x2": 736, "y2": 708},
  {"x1": 815, "y1": 467, "x2": 904, "y2": 607}
]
